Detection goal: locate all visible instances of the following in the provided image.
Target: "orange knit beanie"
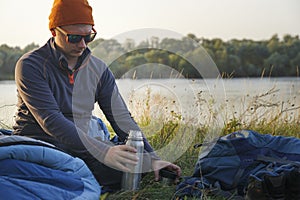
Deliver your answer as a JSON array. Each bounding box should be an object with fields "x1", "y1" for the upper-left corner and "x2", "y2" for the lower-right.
[{"x1": 49, "y1": 0, "x2": 94, "y2": 30}]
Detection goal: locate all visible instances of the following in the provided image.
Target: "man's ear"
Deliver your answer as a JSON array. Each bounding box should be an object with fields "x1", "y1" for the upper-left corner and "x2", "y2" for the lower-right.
[{"x1": 50, "y1": 29, "x2": 56, "y2": 37}]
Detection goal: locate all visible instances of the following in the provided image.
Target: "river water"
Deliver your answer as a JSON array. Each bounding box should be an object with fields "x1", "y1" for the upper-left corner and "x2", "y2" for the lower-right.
[{"x1": 1, "y1": 77, "x2": 299, "y2": 127}]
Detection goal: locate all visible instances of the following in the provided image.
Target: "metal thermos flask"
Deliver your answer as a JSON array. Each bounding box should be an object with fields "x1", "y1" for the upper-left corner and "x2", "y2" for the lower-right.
[{"x1": 122, "y1": 130, "x2": 144, "y2": 190}]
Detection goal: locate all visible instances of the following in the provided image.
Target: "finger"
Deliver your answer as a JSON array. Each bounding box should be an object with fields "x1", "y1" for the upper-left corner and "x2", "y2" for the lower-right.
[
  {"x1": 167, "y1": 164, "x2": 182, "y2": 177},
  {"x1": 119, "y1": 145, "x2": 137, "y2": 153},
  {"x1": 118, "y1": 150, "x2": 139, "y2": 162},
  {"x1": 114, "y1": 161, "x2": 132, "y2": 172},
  {"x1": 113, "y1": 151, "x2": 139, "y2": 168}
]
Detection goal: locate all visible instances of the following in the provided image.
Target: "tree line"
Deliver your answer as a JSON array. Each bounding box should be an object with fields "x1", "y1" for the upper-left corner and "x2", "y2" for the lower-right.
[
  {"x1": 0, "y1": 43, "x2": 40, "y2": 80},
  {"x1": 0, "y1": 33, "x2": 299, "y2": 80}
]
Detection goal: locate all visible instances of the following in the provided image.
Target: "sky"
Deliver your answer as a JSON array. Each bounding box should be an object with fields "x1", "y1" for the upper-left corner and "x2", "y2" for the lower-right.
[{"x1": 0, "y1": 0, "x2": 299, "y2": 48}]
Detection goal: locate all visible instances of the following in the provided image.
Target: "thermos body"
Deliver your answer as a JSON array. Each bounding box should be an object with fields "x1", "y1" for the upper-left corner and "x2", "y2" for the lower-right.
[{"x1": 122, "y1": 130, "x2": 144, "y2": 191}]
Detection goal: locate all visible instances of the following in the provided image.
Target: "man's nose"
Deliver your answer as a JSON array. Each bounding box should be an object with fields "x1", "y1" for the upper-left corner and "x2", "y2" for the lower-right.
[{"x1": 77, "y1": 38, "x2": 87, "y2": 48}]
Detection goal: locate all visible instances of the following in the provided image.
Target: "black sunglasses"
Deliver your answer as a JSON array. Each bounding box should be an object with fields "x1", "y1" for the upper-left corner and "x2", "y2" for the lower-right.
[{"x1": 56, "y1": 27, "x2": 97, "y2": 43}]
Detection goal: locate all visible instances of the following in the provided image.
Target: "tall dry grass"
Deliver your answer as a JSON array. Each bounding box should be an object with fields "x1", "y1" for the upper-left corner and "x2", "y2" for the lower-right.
[{"x1": 107, "y1": 81, "x2": 299, "y2": 200}]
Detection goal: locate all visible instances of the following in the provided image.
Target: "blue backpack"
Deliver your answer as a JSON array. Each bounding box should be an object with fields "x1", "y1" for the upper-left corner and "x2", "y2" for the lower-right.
[{"x1": 175, "y1": 130, "x2": 300, "y2": 199}]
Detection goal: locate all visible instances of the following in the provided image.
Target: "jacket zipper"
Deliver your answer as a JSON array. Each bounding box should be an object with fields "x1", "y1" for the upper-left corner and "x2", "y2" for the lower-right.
[
  {"x1": 68, "y1": 72, "x2": 75, "y2": 84},
  {"x1": 67, "y1": 68, "x2": 79, "y2": 85}
]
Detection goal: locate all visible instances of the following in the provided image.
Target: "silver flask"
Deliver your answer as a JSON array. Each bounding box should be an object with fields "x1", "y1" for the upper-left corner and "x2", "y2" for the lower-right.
[{"x1": 122, "y1": 130, "x2": 144, "y2": 190}]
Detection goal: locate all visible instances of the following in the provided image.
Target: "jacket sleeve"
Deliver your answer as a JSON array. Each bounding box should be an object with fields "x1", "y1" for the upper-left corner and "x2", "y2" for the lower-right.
[
  {"x1": 96, "y1": 68, "x2": 160, "y2": 159},
  {"x1": 15, "y1": 55, "x2": 111, "y2": 163}
]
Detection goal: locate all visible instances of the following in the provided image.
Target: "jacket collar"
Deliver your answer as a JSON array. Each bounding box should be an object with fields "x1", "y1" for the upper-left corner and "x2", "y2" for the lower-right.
[{"x1": 48, "y1": 38, "x2": 91, "y2": 72}]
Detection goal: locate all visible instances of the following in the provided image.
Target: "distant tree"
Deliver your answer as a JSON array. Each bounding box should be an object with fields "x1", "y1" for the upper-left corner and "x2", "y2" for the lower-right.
[
  {"x1": 124, "y1": 54, "x2": 147, "y2": 68},
  {"x1": 88, "y1": 38, "x2": 105, "y2": 50},
  {"x1": 0, "y1": 44, "x2": 23, "y2": 80},
  {"x1": 267, "y1": 34, "x2": 280, "y2": 53},
  {"x1": 123, "y1": 38, "x2": 135, "y2": 51},
  {"x1": 187, "y1": 33, "x2": 197, "y2": 40},
  {"x1": 290, "y1": 52, "x2": 300, "y2": 75},
  {"x1": 136, "y1": 39, "x2": 150, "y2": 49},
  {"x1": 264, "y1": 52, "x2": 289, "y2": 76},
  {"x1": 22, "y1": 43, "x2": 39, "y2": 53},
  {"x1": 91, "y1": 39, "x2": 124, "y2": 64},
  {"x1": 225, "y1": 55, "x2": 241, "y2": 76},
  {"x1": 1, "y1": 33, "x2": 300, "y2": 80}
]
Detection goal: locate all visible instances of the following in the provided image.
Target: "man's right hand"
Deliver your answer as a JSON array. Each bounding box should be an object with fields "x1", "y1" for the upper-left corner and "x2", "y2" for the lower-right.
[{"x1": 103, "y1": 145, "x2": 139, "y2": 172}]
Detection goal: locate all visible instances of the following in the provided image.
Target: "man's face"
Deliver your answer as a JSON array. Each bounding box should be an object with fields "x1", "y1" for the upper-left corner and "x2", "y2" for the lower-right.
[{"x1": 54, "y1": 24, "x2": 93, "y2": 60}]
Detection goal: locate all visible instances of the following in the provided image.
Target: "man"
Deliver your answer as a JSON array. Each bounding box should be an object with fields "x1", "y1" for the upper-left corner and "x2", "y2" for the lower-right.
[{"x1": 13, "y1": 0, "x2": 181, "y2": 192}]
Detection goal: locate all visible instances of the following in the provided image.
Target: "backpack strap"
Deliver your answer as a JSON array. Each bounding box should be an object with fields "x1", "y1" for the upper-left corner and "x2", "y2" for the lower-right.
[
  {"x1": 0, "y1": 129, "x2": 13, "y2": 135},
  {"x1": 257, "y1": 155, "x2": 300, "y2": 167},
  {"x1": 232, "y1": 168, "x2": 245, "y2": 188}
]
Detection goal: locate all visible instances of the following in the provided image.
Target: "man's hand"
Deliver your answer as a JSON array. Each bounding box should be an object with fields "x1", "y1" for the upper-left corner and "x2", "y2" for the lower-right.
[
  {"x1": 103, "y1": 145, "x2": 139, "y2": 172},
  {"x1": 152, "y1": 159, "x2": 182, "y2": 182}
]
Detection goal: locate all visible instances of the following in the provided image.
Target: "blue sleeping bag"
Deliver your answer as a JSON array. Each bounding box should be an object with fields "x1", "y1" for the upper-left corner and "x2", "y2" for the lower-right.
[{"x1": 0, "y1": 133, "x2": 101, "y2": 200}]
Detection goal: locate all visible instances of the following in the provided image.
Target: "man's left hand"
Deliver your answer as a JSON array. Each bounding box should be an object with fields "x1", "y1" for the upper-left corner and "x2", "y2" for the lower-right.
[{"x1": 151, "y1": 159, "x2": 182, "y2": 182}]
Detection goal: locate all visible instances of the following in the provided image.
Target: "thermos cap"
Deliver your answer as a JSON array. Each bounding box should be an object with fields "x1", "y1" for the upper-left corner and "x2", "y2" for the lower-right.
[{"x1": 128, "y1": 130, "x2": 143, "y2": 140}]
